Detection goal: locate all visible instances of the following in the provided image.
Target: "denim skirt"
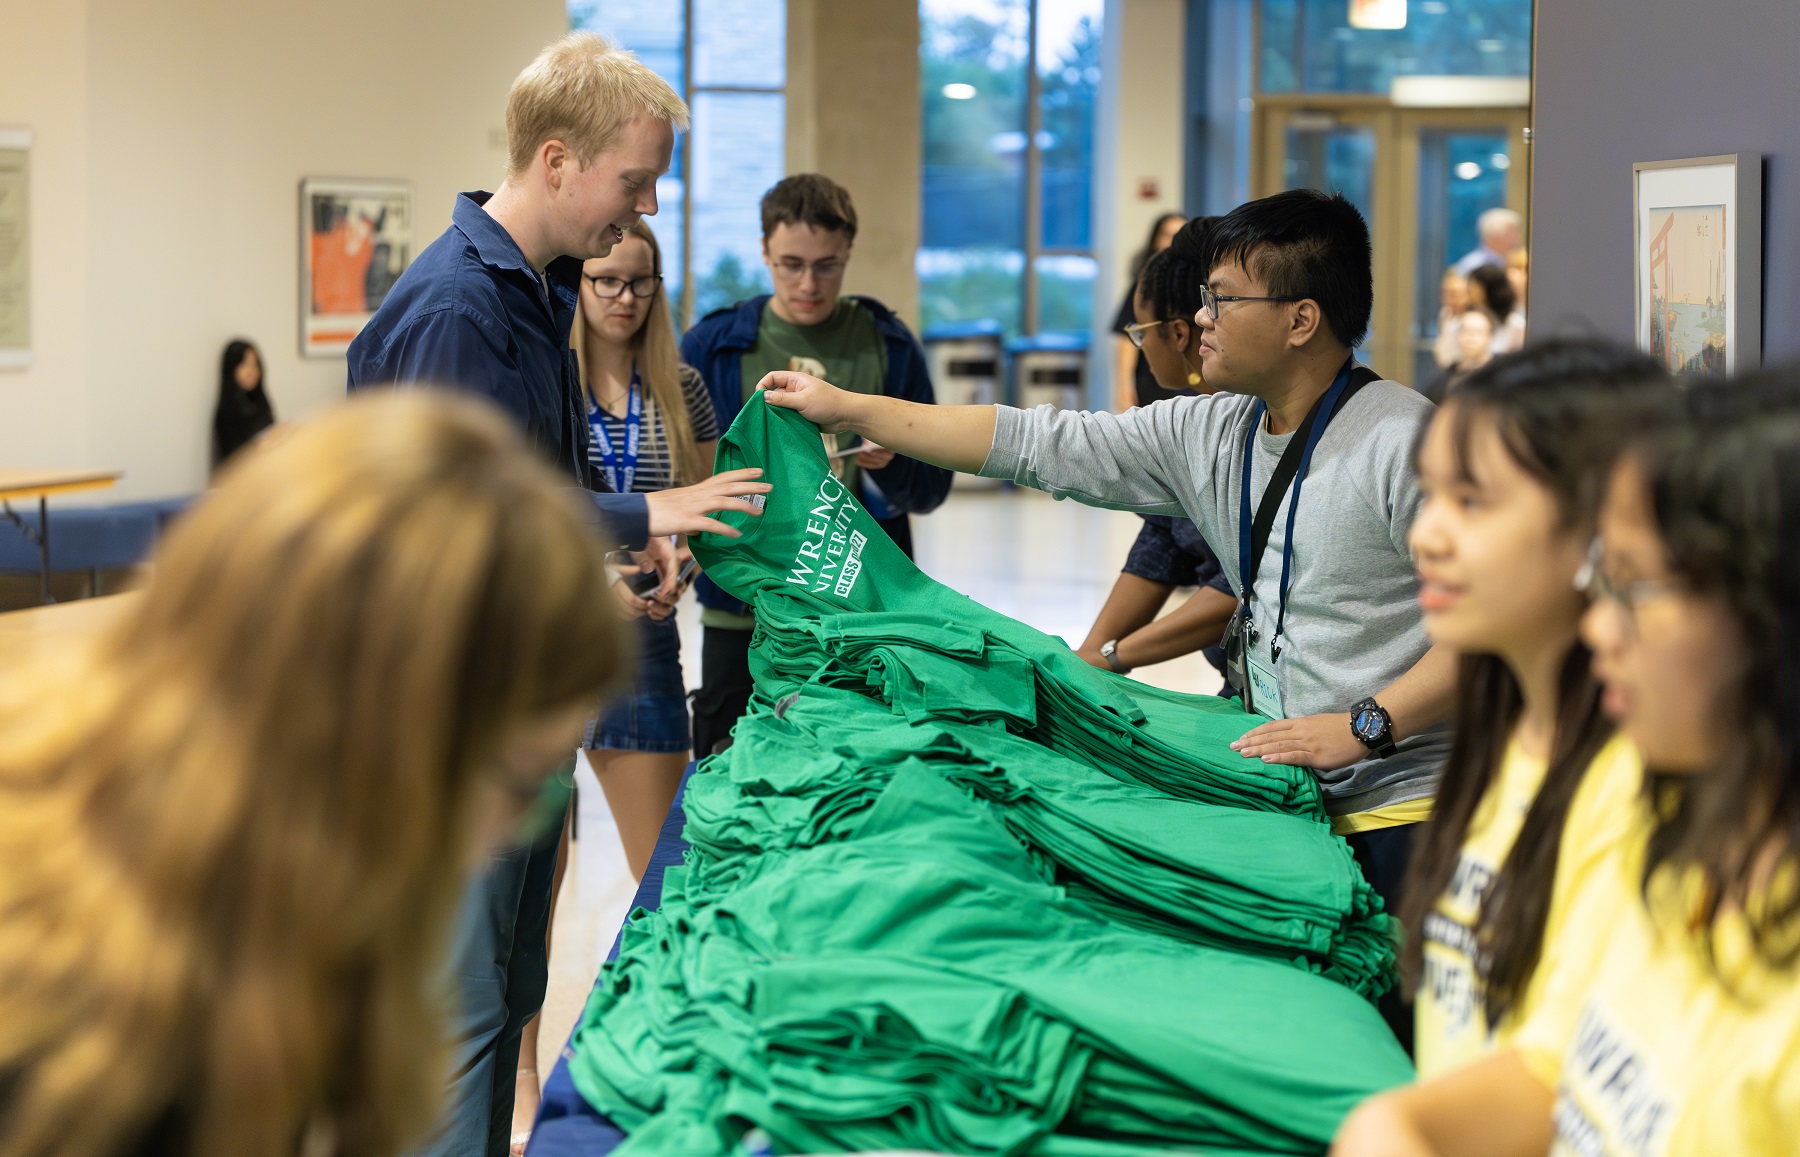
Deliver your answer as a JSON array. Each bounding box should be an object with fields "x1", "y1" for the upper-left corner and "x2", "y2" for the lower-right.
[{"x1": 584, "y1": 614, "x2": 691, "y2": 754}]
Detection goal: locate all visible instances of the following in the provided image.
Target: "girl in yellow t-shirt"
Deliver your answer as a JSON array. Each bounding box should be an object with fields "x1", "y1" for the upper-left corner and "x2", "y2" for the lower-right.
[
  {"x1": 1401, "y1": 340, "x2": 1668, "y2": 1077},
  {"x1": 1334, "y1": 377, "x2": 1800, "y2": 1156}
]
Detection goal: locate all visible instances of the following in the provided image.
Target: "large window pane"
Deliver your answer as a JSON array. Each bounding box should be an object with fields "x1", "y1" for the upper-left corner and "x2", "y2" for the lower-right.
[
  {"x1": 1282, "y1": 122, "x2": 1376, "y2": 227},
  {"x1": 918, "y1": 248, "x2": 1024, "y2": 336},
  {"x1": 1035, "y1": 253, "x2": 1096, "y2": 335},
  {"x1": 647, "y1": 171, "x2": 686, "y2": 315},
  {"x1": 690, "y1": 91, "x2": 782, "y2": 317},
  {"x1": 1412, "y1": 127, "x2": 1510, "y2": 385},
  {"x1": 922, "y1": 0, "x2": 1029, "y2": 250},
  {"x1": 694, "y1": 0, "x2": 786, "y2": 88},
  {"x1": 573, "y1": 0, "x2": 686, "y2": 93},
  {"x1": 1036, "y1": 0, "x2": 1101, "y2": 250},
  {"x1": 1261, "y1": 0, "x2": 1531, "y2": 95}
]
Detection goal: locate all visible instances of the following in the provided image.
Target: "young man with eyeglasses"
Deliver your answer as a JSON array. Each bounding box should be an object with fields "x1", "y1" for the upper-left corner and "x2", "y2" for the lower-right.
[
  {"x1": 760, "y1": 189, "x2": 1456, "y2": 963},
  {"x1": 681, "y1": 172, "x2": 952, "y2": 757}
]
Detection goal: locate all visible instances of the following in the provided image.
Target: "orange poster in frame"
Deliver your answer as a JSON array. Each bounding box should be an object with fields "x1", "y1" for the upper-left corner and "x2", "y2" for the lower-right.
[{"x1": 299, "y1": 178, "x2": 412, "y2": 358}]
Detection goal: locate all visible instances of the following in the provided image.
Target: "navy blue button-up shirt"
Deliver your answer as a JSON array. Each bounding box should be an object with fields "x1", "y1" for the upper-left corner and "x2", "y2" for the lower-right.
[{"x1": 346, "y1": 191, "x2": 650, "y2": 548}]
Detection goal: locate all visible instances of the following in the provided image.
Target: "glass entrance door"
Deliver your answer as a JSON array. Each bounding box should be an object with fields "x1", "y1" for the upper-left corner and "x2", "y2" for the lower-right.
[{"x1": 1256, "y1": 104, "x2": 1529, "y2": 387}]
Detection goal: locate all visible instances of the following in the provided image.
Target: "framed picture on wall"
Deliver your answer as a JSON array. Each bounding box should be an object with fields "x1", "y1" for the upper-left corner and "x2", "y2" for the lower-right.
[
  {"x1": 299, "y1": 178, "x2": 412, "y2": 358},
  {"x1": 1633, "y1": 154, "x2": 1761, "y2": 377}
]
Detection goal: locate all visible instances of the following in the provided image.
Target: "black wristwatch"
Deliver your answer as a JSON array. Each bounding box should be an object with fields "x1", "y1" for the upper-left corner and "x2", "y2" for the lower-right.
[
  {"x1": 1099, "y1": 639, "x2": 1130, "y2": 674},
  {"x1": 1349, "y1": 697, "x2": 1397, "y2": 758}
]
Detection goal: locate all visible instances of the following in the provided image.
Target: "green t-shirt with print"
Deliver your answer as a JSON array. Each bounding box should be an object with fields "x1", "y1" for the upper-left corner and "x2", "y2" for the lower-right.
[{"x1": 706, "y1": 298, "x2": 889, "y2": 630}]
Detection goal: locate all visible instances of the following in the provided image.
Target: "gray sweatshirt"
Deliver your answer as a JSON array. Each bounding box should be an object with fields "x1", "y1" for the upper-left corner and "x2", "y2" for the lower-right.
[{"x1": 980, "y1": 381, "x2": 1448, "y2": 817}]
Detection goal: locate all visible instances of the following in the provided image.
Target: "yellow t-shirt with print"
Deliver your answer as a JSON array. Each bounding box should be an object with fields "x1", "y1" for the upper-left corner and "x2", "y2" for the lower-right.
[
  {"x1": 1414, "y1": 734, "x2": 1642, "y2": 1079},
  {"x1": 1513, "y1": 786, "x2": 1800, "y2": 1155}
]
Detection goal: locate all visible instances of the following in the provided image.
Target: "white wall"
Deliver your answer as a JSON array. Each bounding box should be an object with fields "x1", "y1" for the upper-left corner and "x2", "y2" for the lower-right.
[
  {"x1": 0, "y1": 0, "x2": 567, "y2": 499},
  {"x1": 0, "y1": 0, "x2": 93, "y2": 474},
  {"x1": 1095, "y1": 0, "x2": 1187, "y2": 402}
]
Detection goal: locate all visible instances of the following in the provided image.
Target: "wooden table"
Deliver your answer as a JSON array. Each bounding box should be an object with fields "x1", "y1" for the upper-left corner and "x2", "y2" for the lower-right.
[{"x1": 0, "y1": 467, "x2": 123, "y2": 604}]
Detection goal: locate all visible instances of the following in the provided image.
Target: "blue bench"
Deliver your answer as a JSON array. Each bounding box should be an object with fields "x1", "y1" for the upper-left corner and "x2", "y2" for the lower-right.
[{"x1": 0, "y1": 496, "x2": 195, "y2": 596}]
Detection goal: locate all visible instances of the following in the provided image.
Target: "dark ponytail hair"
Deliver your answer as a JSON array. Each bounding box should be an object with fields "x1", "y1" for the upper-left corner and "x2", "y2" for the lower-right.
[
  {"x1": 1135, "y1": 216, "x2": 1218, "y2": 325},
  {"x1": 1400, "y1": 338, "x2": 1670, "y2": 1024},
  {"x1": 1129, "y1": 211, "x2": 1187, "y2": 279},
  {"x1": 213, "y1": 339, "x2": 275, "y2": 470},
  {"x1": 1631, "y1": 372, "x2": 1800, "y2": 971}
]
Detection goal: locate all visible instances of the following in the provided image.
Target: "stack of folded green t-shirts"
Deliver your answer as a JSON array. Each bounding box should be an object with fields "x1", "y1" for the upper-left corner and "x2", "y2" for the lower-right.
[
  {"x1": 749, "y1": 586, "x2": 1322, "y2": 816},
  {"x1": 569, "y1": 767, "x2": 1411, "y2": 1156},
  {"x1": 561, "y1": 396, "x2": 1411, "y2": 1154}
]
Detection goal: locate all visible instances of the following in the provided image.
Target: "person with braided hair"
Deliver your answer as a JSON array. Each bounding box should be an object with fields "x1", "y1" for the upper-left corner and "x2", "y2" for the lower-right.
[{"x1": 1078, "y1": 218, "x2": 1239, "y2": 682}]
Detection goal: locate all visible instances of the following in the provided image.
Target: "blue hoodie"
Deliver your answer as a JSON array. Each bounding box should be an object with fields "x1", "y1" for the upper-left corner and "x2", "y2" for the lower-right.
[{"x1": 681, "y1": 294, "x2": 953, "y2": 618}]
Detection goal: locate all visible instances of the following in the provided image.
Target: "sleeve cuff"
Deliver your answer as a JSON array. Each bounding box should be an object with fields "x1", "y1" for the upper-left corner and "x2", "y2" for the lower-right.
[
  {"x1": 977, "y1": 405, "x2": 1026, "y2": 479},
  {"x1": 588, "y1": 491, "x2": 651, "y2": 550}
]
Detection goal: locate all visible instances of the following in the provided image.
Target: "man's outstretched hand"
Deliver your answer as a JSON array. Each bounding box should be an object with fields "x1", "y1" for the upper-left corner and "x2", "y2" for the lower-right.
[
  {"x1": 758, "y1": 371, "x2": 862, "y2": 433},
  {"x1": 644, "y1": 468, "x2": 771, "y2": 538}
]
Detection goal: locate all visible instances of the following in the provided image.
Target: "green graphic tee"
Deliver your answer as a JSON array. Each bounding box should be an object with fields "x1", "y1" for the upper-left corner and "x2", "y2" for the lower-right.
[{"x1": 707, "y1": 297, "x2": 888, "y2": 631}]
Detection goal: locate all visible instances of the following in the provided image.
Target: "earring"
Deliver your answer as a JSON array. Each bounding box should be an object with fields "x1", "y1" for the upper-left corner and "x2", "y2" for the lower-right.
[{"x1": 1181, "y1": 354, "x2": 1202, "y2": 387}]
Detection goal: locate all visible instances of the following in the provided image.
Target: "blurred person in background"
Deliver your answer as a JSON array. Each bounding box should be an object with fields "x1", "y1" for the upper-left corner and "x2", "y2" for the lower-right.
[
  {"x1": 1452, "y1": 207, "x2": 1522, "y2": 277},
  {"x1": 0, "y1": 392, "x2": 628, "y2": 1157},
  {"x1": 1468, "y1": 264, "x2": 1525, "y2": 356},
  {"x1": 1110, "y1": 211, "x2": 1187, "y2": 411},
  {"x1": 1423, "y1": 308, "x2": 1497, "y2": 404},
  {"x1": 211, "y1": 339, "x2": 276, "y2": 471},
  {"x1": 1431, "y1": 270, "x2": 1471, "y2": 369}
]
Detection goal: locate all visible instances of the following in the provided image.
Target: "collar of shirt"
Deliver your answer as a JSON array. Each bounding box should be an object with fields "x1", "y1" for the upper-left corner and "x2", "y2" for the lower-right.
[{"x1": 452, "y1": 191, "x2": 584, "y2": 309}]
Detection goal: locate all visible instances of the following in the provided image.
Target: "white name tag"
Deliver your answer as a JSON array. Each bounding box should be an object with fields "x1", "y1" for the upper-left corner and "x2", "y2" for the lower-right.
[{"x1": 1246, "y1": 653, "x2": 1285, "y2": 720}]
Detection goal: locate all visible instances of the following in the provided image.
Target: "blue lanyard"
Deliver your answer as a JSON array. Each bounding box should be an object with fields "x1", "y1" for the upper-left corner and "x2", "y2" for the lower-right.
[
  {"x1": 1235, "y1": 357, "x2": 1357, "y2": 661},
  {"x1": 588, "y1": 371, "x2": 643, "y2": 494}
]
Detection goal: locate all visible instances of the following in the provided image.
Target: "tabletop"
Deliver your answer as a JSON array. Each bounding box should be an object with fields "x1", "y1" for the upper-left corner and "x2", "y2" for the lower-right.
[{"x1": 0, "y1": 467, "x2": 123, "y2": 502}]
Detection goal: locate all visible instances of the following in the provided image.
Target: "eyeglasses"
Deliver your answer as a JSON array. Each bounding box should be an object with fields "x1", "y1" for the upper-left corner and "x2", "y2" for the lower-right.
[
  {"x1": 770, "y1": 259, "x2": 847, "y2": 282},
  {"x1": 1574, "y1": 537, "x2": 1683, "y2": 634},
  {"x1": 1198, "y1": 285, "x2": 1303, "y2": 319},
  {"x1": 585, "y1": 274, "x2": 662, "y2": 299},
  {"x1": 1122, "y1": 319, "x2": 1177, "y2": 348}
]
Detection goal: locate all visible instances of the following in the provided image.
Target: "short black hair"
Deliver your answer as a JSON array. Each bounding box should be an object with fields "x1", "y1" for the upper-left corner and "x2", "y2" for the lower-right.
[
  {"x1": 1204, "y1": 188, "x2": 1372, "y2": 347},
  {"x1": 1135, "y1": 216, "x2": 1218, "y2": 323},
  {"x1": 1468, "y1": 262, "x2": 1517, "y2": 320},
  {"x1": 760, "y1": 173, "x2": 858, "y2": 242}
]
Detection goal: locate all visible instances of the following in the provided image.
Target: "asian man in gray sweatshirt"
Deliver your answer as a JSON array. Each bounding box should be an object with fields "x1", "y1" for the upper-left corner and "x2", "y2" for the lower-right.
[{"x1": 759, "y1": 190, "x2": 1454, "y2": 946}]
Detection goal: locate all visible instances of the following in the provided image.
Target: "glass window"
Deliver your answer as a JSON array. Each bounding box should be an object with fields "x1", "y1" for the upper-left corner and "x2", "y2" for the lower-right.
[
  {"x1": 690, "y1": 91, "x2": 782, "y2": 316},
  {"x1": 572, "y1": 0, "x2": 787, "y2": 327},
  {"x1": 694, "y1": 0, "x2": 785, "y2": 87},
  {"x1": 920, "y1": 0, "x2": 1102, "y2": 338},
  {"x1": 1281, "y1": 121, "x2": 1377, "y2": 227},
  {"x1": 1261, "y1": 0, "x2": 1531, "y2": 95},
  {"x1": 919, "y1": 249, "x2": 1025, "y2": 335},
  {"x1": 1036, "y1": 0, "x2": 1101, "y2": 251}
]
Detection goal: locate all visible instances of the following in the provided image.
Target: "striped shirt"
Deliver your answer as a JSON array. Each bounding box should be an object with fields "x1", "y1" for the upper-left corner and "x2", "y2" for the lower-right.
[{"x1": 587, "y1": 364, "x2": 720, "y2": 493}]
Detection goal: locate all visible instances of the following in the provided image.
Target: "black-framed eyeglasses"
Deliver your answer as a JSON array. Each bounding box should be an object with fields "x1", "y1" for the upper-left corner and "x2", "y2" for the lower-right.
[
  {"x1": 1198, "y1": 285, "x2": 1303, "y2": 319},
  {"x1": 585, "y1": 273, "x2": 662, "y2": 299},
  {"x1": 1574, "y1": 537, "x2": 1683, "y2": 636},
  {"x1": 1122, "y1": 319, "x2": 1177, "y2": 349}
]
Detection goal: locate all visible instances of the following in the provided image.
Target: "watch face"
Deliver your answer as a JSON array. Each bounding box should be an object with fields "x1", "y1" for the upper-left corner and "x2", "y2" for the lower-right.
[{"x1": 1353, "y1": 709, "x2": 1382, "y2": 740}]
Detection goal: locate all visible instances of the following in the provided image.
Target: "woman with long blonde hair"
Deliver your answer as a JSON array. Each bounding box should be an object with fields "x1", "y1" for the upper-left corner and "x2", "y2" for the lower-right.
[
  {"x1": 0, "y1": 391, "x2": 628, "y2": 1157},
  {"x1": 570, "y1": 220, "x2": 717, "y2": 870}
]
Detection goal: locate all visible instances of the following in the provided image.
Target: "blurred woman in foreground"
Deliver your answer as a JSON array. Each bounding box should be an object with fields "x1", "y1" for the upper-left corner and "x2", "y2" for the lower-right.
[{"x1": 0, "y1": 391, "x2": 629, "y2": 1157}]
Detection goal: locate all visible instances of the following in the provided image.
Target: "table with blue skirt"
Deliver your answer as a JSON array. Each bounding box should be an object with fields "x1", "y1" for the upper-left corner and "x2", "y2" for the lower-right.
[{"x1": 525, "y1": 763, "x2": 697, "y2": 1156}]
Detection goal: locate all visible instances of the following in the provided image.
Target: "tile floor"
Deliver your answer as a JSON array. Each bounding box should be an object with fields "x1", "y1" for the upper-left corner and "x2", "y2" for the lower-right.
[{"x1": 530, "y1": 485, "x2": 1224, "y2": 1081}]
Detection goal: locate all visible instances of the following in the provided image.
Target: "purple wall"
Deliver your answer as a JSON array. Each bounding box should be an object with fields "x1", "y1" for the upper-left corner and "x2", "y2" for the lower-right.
[{"x1": 1530, "y1": 0, "x2": 1799, "y2": 362}]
